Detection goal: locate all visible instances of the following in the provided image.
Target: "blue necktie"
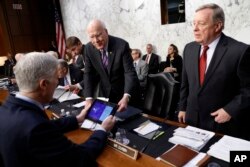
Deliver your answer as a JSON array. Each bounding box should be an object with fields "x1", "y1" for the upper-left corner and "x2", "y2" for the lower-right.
[{"x1": 101, "y1": 49, "x2": 108, "y2": 69}]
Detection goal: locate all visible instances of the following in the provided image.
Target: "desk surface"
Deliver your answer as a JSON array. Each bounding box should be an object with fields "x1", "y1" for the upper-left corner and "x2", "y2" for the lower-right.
[
  {"x1": 1, "y1": 89, "x2": 218, "y2": 167},
  {"x1": 0, "y1": 88, "x2": 187, "y2": 167}
]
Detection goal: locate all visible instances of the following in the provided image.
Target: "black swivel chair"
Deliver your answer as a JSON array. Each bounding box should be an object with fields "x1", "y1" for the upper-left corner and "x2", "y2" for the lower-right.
[{"x1": 143, "y1": 72, "x2": 179, "y2": 120}]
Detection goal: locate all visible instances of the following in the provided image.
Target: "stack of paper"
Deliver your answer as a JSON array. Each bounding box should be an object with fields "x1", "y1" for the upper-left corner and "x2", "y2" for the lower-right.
[
  {"x1": 53, "y1": 86, "x2": 81, "y2": 102},
  {"x1": 134, "y1": 120, "x2": 160, "y2": 136},
  {"x1": 169, "y1": 126, "x2": 215, "y2": 151},
  {"x1": 207, "y1": 135, "x2": 250, "y2": 162}
]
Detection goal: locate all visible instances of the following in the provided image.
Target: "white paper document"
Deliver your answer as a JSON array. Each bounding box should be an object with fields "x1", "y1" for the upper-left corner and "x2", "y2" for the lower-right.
[
  {"x1": 183, "y1": 152, "x2": 207, "y2": 167},
  {"x1": 81, "y1": 119, "x2": 102, "y2": 130},
  {"x1": 207, "y1": 135, "x2": 250, "y2": 162},
  {"x1": 134, "y1": 121, "x2": 160, "y2": 135},
  {"x1": 57, "y1": 92, "x2": 81, "y2": 102},
  {"x1": 72, "y1": 101, "x2": 86, "y2": 108},
  {"x1": 169, "y1": 126, "x2": 215, "y2": 150}
]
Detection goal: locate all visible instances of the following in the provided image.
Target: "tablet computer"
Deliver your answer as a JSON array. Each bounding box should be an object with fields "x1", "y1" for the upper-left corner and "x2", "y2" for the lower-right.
[{"x1": 86, "y1": 99, "x2": 117, "y2": 124}]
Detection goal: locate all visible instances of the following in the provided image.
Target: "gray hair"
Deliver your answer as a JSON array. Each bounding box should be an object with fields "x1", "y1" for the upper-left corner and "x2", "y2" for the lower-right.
[
  {"x1": 87, "y1": 19, "x2": 107, "y2": 31},
  {"x1": 14, "y1": 52, "x2": 58, "y2": 92},
  {"x1": 47, "y1": 51, "x2": 59, "y2": 59},
  {"x1": 196, "y1": 3, "x2": 225, "y2": 29}
]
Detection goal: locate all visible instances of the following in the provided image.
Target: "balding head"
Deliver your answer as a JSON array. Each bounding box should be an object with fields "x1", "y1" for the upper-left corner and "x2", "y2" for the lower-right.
[{"x1": 86, "y1": 19, "x2": 108, "y2": 50}]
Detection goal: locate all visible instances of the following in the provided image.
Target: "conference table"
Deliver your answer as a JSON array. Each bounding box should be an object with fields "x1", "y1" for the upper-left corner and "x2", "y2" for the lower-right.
[
  {"x1": 0, "y1": 88, "x2": 222, "y2": 167},
  {"x1": 0, "y1": 88, "x2": 187, "y2": 166}
]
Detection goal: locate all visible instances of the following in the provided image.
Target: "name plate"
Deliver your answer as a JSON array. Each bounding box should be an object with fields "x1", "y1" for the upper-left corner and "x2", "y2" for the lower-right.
[{"x1": 107, "y1": 138, "x2": 139, "y2": 160}]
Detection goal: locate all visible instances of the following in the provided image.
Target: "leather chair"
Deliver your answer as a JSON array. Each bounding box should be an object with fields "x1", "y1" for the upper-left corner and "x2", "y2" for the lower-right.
[{"x1": 143, "y1": 72, "x2": 179, "y2": 119}]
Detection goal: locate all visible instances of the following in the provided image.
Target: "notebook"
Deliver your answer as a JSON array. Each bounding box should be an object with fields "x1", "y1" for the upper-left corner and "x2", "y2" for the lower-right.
[{"x1": 159, "y1": 144, "x2": 198, "y2": 167}]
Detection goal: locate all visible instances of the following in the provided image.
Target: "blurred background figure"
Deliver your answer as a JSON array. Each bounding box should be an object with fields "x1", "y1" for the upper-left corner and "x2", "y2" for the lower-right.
[
  {"x1": 163, "y1": 44, "x2": 183, "y2": 82},
  {"x1": 142, "y1": 43, "x2": 159, "y2": 74},
  {"x1": 66, "y1": 36, "x2": 85, "y2": 71},
  {"x1": 57, "y1": 59, "x2": 84, "y2": 95},
  {"x1": 4, "y1": 52, "x2": 16, "y2": 77}
]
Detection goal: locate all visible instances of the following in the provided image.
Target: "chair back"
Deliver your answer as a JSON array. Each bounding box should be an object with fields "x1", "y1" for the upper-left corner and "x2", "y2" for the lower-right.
[{"x1": 143, "y1": 72, "x2": 179, "y2": 119}]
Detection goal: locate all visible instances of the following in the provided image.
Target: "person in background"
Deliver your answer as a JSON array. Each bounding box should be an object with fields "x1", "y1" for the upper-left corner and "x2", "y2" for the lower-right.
[
  {"x1": 163, "y1": 44, "x2": 183, "y2": 82},
  {"x1": 178, "y1": 3, "x2": 250, "y2": 140},
  {"x1": 0, "y1": 52, "x2": 116, "y2": 167},
  {"x1": 131, "y1": 48, "x2": 148, "y2": 94},
  {"x1": 4, "y1": 52, "x2": 16, "y2": 77},
  {"x1": 57, "y1": 59, "x2": 84, "y2": 95},
  {"x1": 66, "y1": 36, "x2": 85, "y2": 71},
  {"x1": 142, "y1": 43, "x2": 159, "y2": 74},
  {"x1": 84, "y1": 19, "x2": 140, "y2": 112}
]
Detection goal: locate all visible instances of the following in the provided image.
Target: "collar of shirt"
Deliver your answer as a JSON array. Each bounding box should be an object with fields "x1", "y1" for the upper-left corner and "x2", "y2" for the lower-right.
[
  {"x1": 201, "y1": 35, "x2": 221, "y2": 72},
  {"x1": 66, "y1": 69, "x2": 71, "y2": 85},
  {"x1": 134, "y1": 59, "x2": 140, "y2": 65},
  {"x1": 16, "y1": 93, "x2": 44, "y2": 111}
]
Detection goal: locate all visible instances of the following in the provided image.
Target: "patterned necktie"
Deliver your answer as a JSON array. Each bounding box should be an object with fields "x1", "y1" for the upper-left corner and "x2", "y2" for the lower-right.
[
  {"x1": 101, "y1": 49, "x2": 108, "y2": 68},
  {"x1": 134, "y1": 62, "x2": 137, "y2": 68},
  {"x1": 199, "y1": 46, "x2": 209, "y2": 85}
]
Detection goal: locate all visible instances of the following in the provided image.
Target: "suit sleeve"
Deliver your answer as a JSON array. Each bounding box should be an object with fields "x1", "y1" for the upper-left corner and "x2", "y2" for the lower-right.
[
  {"x1": 29, "y1": 121, "x2": 108, "y2": 167},
  {"x1": 137, "y1": 63, "x2": 148, "y2": 81},
  {"x1": 51, "y1": 116, "x2": 79, "y2": 133},
  {"x1": 178, "y1": 46, "x2": 189, "y2": 111},
  {"x1": 151, "y1": 55, "x2": 159, "y2": 73},
  {"x1": 223, "y1": 46, "x2": 250, "y2": 119},
  {"x1": 84, "y1": 46, "x2": 98, "y2": 98}
]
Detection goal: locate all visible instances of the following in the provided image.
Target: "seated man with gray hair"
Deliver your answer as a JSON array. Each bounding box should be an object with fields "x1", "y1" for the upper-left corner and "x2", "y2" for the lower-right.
[{"x1": 0, "y1": 52, "x2": 116, "y2": 167}]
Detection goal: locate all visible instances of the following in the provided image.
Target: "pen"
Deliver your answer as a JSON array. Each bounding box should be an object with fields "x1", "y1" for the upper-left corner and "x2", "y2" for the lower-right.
[{"x1": 153, "y1": 131, "x2": 165, "y2": 140}]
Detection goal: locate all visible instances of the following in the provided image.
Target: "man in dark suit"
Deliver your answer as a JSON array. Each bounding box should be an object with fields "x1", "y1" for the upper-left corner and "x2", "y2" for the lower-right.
[
  {"x1": 84, "y1": 19, "x2": 140, "y2": 112},
  {"x1": 66, "y1": 36, "x2": 85, "y2": 70},
  {"x1": 178, "y1": 3, "x2": 250, "y2": 139},
  {"x1": 142, "y1": 43, "x2": 159, "y2": 74},
  {"x1": 57, "y1": 59, "x2": 84, "y2": 95},
  {"x1": 0, "y1": 52, "x2": 116, "y2": 167}
]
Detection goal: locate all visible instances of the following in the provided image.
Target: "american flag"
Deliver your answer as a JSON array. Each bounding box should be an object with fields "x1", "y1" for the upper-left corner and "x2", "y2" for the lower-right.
[{"x1": 55, "y1": 6, "x2": 66, "y2": 58}]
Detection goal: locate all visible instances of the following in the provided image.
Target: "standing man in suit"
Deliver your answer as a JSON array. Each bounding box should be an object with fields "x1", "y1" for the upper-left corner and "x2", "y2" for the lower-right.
[
  {"x1": 0, "y1": 52, "x2": 116, "y2": 167},
  {"x1": 57, "y1": 59, "x2": 84, "y2": 95},
  {"x1": 178, "y1": 3, "x2": 250, "y2": 139},
  {"x1": 84, "y1": 19, "x2": 140, "y2": 112},
  {"x1": 142, "y1": 43, "x2": 159, "y2": 74},
  {"x1": 66, "y1": 36, "x2": 85, "y2": 70}
]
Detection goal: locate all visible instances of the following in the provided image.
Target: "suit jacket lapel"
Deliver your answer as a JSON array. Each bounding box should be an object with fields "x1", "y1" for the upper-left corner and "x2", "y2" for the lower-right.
[
  {"x1": 203, "y1": 34, "x2": 227, "y2": 86},
  {"x1": 193, "y1": 44, "x2": 201, "y2": 87},
  {"x1": 107, "y1": 36, "x2": 116, "y2": 75}
]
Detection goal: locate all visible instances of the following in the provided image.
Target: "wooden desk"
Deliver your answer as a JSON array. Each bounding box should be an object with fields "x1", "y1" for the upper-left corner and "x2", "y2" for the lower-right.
[
  {"x1": 65, "y1": 129, "x2": 170, "y2": 167},
  {"x1": 0, "y1": 89, "x2": 180, "y2": 166},
  {"x1": 0, "y1": 89, "x2": 206, "y2": 167},
  {"x1": 65, "y1": 114, "x2": 189, "y2": 167}
]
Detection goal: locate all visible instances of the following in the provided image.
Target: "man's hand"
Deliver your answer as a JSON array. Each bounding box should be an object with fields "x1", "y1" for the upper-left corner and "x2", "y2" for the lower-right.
[
  {"x1": 85, "y1": 98, "x2": 94, "y2": 109},
  {"x1": 178, "y1": 111, "x2": 186, "y2": 123},
  {"x1": 64, "y1": 84, "x2": 79, "y2": 92},
  {"x1": 76, "y1": 102, "x2": 92, "y2": 124},
  {"x1": 117, "y1": 95, "x2": 129, "y2": 112},
  {"x1": 101, "y1": 115, "x2": 116, "y2": 132},
  {"x1": 211, "y1": 108, "x2": 231, "y2": 123}
]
